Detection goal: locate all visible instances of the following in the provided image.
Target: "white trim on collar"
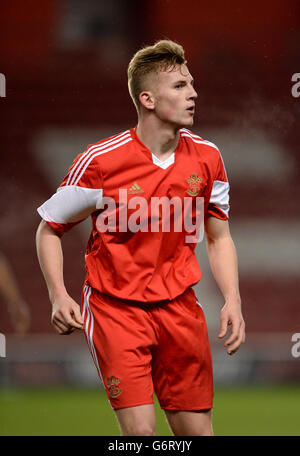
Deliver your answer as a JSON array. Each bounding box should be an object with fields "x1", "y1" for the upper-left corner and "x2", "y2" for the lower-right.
[{"x1": 151, "y1": 152, "x2": 175, "y2": 169}]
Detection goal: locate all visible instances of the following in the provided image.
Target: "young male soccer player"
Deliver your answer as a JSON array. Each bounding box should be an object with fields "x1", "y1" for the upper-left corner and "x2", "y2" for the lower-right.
[{"x1": 36, "y1": 40, "x2": 245, "y2": 436}]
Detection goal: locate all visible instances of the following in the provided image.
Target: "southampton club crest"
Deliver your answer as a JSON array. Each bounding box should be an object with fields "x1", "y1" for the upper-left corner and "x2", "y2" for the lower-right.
[
  {"x1": 186, "y1": 174, "x2": 202, "y2": 196},
  {"x1": 106, "y1": 375, "x2": 122, "y2": 398}
]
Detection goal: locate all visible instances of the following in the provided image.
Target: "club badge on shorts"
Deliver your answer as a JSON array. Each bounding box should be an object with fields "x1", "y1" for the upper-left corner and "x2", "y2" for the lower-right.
[{"x1": 106, "y1": 375, "x2": 122, "y2": 398}]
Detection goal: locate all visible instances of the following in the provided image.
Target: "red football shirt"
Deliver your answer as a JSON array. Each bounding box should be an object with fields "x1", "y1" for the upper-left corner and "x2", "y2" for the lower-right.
[{"x1": 37, "y1": 127, "x2": 229, "y2": 302}]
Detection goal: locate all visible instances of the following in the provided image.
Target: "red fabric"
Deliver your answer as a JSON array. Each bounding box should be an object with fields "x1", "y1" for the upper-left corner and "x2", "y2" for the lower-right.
[
  {"x1": 82, "y1": 283, "x2": 213, "y2": 411},
  {"x1": 39, "y1": 128, "x2": 229, "y2": 302}
]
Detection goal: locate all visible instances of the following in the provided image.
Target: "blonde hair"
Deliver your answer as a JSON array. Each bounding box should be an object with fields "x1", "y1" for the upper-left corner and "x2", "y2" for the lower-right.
[{"x1": 127, "y1": 39, "x2": 186, "y2": 111}]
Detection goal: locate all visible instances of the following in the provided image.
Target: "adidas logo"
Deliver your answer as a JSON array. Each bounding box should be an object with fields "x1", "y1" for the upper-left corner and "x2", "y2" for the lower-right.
[{"x1": 128, "y1": 182, "x2": 144, "y2": 194}]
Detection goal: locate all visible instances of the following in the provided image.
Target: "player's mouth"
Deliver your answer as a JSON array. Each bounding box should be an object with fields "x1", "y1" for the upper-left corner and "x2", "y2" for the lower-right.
[{"x1": 187, "y1": 105, "x2": 195, "y2": 114}]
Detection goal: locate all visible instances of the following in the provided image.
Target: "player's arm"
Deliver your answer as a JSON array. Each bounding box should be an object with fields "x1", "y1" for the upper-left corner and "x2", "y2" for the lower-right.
[
  {"x1": 0, "y1": 252, "x2": 31, "y2": 334},
  {"x1": 205, "y1": 216, "x2": 245, "y2": 355},
  {"x1": 36, "y1": 220, "x2": 84, "y2": 335},
  {"x1": 35, "y1": 151, "x2": 103, "y2": 334}
]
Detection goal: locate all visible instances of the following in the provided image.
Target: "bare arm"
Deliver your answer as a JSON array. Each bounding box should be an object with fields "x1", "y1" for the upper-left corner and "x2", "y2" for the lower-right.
[
  {"x1": 205, "y1": 216, "x2": 245, "y2": 355},
  {"x1": 35, "y1": 220, "x2": 83, "y2": 335},
  {"x1": 0, "y1": 252, "x2": 30, "y2": 334}
]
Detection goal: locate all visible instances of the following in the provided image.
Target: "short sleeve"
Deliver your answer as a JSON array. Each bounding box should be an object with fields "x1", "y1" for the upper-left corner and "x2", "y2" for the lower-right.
[
  {"x1": 37, "y1": 149, "x2": 103, "y2": 236},
  {"x1": 207, "y1": 152, "x2": 230, "y2": 220}
]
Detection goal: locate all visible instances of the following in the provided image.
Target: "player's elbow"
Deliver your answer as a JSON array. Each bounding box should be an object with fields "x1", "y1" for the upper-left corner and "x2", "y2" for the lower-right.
[
  {"x1": 36, "y1": 219, "x2": 47, "y2": 238},
  {"x1": 36, "y1": 220, "x2": 60, "y2": 241},
  {"x1": 205, "y1": 232, "x2": 234, "y2": 254}
]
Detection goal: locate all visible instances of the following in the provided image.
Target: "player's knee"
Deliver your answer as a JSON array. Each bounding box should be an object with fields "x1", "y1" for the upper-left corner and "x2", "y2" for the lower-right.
[
  {"x1": 201, "y1": 426, "x2": 214, "y2": 436},
  {"x1": 191, "y1": 422, "x2": 214, "y2": 437},
  {"x1": 122, "y1": 423, "x2": 156, "y2": 436}
]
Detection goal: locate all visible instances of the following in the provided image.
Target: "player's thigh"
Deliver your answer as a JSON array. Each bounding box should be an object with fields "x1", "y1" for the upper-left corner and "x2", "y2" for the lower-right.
[
  {"x1": 82, "y1": 285, "x2": 156, "y2": 410},
  {"x1": 115, "y1": 404, "x2": 156, "y2": 436},
  {"x1": 152, "y1": 289, "x2": 213, "y2": 411},
  {"x1": 164, "y1": 409, "x2": 213, "y2": 436}
]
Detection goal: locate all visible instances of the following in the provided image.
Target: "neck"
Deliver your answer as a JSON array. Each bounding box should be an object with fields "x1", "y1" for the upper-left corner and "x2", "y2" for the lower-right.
[{"x1": 136, "y1": 116, "x2": 180, "y2": 161}]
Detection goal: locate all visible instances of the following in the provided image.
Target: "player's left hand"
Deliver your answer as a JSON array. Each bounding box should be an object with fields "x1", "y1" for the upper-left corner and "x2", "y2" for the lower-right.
[{"x1": 218, "y1": 301, "x2": 245, "y2": 355}]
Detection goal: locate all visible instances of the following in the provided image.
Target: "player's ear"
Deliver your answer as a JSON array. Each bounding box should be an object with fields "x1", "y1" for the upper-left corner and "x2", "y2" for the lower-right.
[{"x1": 139, "y1": 91, "x2": 155, "y2": 111}]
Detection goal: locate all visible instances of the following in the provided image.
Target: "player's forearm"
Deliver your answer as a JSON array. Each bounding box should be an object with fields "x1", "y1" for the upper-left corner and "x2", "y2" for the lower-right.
[
  {"x1": 206, "y1": 235, "x2": 241, "y2": 305},
  {"x1": 0, "y1": 254, "x2": 23, "y2": 305},
  {"x1": 35, "y1": 220, "x2": 68, "y2": 303}
]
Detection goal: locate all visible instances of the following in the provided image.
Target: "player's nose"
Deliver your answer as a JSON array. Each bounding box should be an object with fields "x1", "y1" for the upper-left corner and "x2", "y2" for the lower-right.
[{"x1": 188, "y1": 84, "x2": 198, "y2": 100}]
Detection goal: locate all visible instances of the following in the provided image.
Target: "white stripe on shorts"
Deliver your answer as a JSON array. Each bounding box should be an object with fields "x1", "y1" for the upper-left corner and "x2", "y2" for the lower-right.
[
  {"x1": 83, "y1": 285, "x2": 104, "y2": 385},
  {"x1": 196, "y1": 299, "x2": 203, "y2": 309}
]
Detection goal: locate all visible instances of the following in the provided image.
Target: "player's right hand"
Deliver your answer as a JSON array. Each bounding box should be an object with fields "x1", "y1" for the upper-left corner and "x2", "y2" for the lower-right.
[{"x1": 51, "y1": 294, "x2": 84, "y2": 335}]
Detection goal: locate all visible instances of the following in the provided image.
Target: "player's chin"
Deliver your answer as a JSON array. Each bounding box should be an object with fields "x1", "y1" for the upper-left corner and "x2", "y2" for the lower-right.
[{"x1": 180, "y1": 117, "x2": 194, "y2": 128}]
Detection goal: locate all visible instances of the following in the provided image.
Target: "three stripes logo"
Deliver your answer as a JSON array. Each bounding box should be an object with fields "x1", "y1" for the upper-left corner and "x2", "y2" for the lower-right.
[{"x1": 128, "y1": 182, "x2": 144, "y2": 194}]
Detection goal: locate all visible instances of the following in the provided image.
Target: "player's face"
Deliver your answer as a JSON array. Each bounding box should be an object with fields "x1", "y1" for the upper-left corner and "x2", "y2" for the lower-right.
[{"x1": 151, "y1": 64, "x2": 198, "y2": 128}]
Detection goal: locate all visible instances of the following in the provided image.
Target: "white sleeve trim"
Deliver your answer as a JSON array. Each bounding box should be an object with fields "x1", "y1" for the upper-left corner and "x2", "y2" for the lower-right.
[
  {"x1": 209, "y1": 180, "x2": 230, "y2": 217},
  {"x1": 37, "y1": 186, "x2": 103, "y2": 223}
]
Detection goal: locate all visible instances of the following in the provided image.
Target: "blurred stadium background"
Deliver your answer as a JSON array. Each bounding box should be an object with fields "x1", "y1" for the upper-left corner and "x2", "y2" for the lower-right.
[{"x1": 0, "y1": 0, "x2": 300, "y2": 436}]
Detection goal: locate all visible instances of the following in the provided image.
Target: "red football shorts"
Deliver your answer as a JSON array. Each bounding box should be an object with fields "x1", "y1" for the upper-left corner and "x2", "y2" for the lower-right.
[{"x1": 81, "y1": 283, "x2": 213, "y2": 411}]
